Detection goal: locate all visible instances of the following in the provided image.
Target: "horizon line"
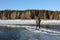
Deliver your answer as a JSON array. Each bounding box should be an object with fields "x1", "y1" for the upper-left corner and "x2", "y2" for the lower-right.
[{"x1": 0, "y1": 9, "x2": 60, "y2": 11}]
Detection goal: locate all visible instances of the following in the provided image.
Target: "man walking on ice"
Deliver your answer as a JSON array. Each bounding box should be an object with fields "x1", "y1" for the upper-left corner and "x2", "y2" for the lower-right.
[{"x1": 35, "y1": 16, "x2": 41, "y2": 30}]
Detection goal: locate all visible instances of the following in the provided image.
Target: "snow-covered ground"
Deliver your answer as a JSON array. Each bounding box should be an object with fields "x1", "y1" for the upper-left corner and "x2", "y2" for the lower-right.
[
  {"x1": 0, "y1": 19, "x2": 35, "y2": 25},
  {"x1": 0, "y1": 19, "x2": 60, "y2": 25}
]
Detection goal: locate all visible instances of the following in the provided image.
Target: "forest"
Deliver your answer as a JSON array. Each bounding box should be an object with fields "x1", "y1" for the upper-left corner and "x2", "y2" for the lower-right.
[{"x1": 0, "y1": 10, "x2": 60, "y2": 20}]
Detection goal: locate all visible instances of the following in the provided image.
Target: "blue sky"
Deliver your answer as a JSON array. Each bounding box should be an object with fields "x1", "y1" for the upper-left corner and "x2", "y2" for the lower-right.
[{"x1": 0, "y1": 0, "x2": 60, "y2": 11}]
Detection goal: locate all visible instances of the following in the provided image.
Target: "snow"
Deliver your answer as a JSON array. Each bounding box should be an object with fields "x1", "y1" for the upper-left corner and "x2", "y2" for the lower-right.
[
  {"x1": 0, "y1": 19, "x2": 35, "y2": 25},
  {"x1": 0, "y1": 19, "x2": 60, "y2": 25},
  {"x1": 41, "y1": 20, "x2": 60, "y2": 25}
]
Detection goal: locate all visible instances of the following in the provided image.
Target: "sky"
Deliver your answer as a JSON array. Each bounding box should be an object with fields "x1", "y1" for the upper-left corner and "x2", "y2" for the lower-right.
[{"x1": 0, "y1": 0, "x2": 60, "y2": 11}]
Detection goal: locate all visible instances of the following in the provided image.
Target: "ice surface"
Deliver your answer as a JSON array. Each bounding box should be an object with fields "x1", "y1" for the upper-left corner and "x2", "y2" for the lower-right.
[
  {"x1": 19, "y1": 26, "x2": 60, "y2": 40},
  {"x1": 0, "y1": 19, "x2": 60, "y2": 40},
  {"x1": 40, "y1": 27, "x2": 60, "y2": 40},
  {"x1": 0, "y1": 24, "x2": 60, "y2": 40}
]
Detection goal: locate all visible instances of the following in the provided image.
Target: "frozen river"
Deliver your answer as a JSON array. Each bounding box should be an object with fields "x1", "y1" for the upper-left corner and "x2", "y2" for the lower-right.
[
  {"x1": 40, "y1": 27, "x2": 60, "y2": 40},
  {"x1": 0, "y1": 20, "x2": 60, "y2": 40},
  {"x1": 0, "y1": 25, "x2": 60, "y2": 40}
]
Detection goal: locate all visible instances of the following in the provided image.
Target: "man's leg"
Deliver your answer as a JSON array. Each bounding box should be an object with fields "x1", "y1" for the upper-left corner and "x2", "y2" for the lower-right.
[{"x1": 39, "y1": 25, "x2": 40, "y2": 29}]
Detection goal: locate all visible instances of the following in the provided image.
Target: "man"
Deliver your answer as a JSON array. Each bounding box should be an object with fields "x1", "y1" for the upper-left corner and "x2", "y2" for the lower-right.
[{"x1": 35, "y1": 16, "x2": 41, "y2": 30}]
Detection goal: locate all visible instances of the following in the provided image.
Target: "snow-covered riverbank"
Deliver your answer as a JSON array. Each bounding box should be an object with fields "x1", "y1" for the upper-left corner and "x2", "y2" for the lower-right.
[{"x1": 0, "y1": 19, "x2": 60, "y2": 25}]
